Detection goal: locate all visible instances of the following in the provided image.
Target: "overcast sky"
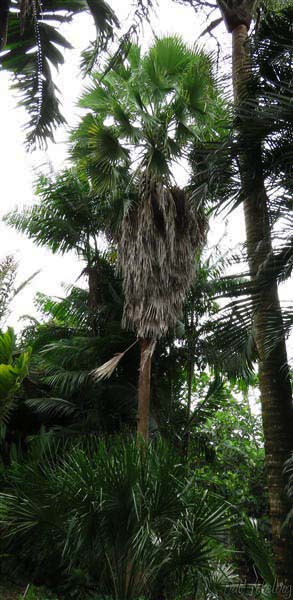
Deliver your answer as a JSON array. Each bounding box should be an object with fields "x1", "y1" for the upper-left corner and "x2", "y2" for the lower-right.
[{"x1": 0, "y1": 0, "x2": 291, "y2": 361}]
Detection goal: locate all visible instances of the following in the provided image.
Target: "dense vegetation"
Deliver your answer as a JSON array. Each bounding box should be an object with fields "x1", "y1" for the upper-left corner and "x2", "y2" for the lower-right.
[{"x1": 0, "y1": 1, "x2": 292, "y2": 599}]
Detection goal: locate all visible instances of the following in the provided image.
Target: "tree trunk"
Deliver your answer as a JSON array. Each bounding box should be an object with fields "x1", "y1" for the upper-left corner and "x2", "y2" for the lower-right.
[
  {"x1": 185, "y1": 353, "x2": 194, "y2": 458},
  {"x1": 0, "y1": 0, "x2": 10, "y2": 50},
  {"x1": 88, "y1": 262, "x2": 99, "y2": 336},
  {"x1": 231, "y1": 22, "x2": 293, "y2": 593},
  {"x1": 137, "y1": 338, "x2": 153, "y2": 442}
]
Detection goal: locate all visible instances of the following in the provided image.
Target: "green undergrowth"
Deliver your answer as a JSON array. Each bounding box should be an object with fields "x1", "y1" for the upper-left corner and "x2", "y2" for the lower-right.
[{"x1": 0, "y1": 584, "x2": 58, "y2": 600}]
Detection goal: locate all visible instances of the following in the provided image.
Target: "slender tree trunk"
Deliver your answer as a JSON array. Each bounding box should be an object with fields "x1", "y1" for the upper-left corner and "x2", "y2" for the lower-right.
[
  {"x1": 185, "y1": 355, "x2": 194, "y2": 456},
  {"x1": 186, "y1": 308, "x2": 195, "y2": 448},
  {"x1": 88, "y1": 262, "x2": 99, "y2": 336},
  {"x1": 231, "y1": 22, "x2": 293, "y2": 593},
  {"x1": 86, "y1": 237, "x2": 99, "y2": 336},
  {"x1": 185, "y1": 335, "x2": 195, "y2": 458},
  {"x1": 0, "y1": 0, "x2": 10, "y2": 50},
  {"x1": 137, "y1": 338, "x2": 153, "y2": 442},
  {"x1": 168, "y1": 342, "x2": 175, "y2": 436}
]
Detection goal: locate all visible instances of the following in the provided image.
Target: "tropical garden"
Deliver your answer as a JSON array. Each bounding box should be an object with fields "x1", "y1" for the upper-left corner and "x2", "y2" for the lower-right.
[{"x1": 0, "y1": 1, "x2": 292, "y2": 599}]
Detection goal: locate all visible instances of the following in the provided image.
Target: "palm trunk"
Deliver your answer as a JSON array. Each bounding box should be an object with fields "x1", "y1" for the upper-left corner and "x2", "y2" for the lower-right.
[
  {"x1": 185, "y1": 353, "x2": 194, "y2": 458},
  {"x1": 137, "y1": 338, "x2": 153, "y2": 442},
  {"x1": 0, "y1": 0, "x2": 10, "y2": 50},
  {"x1": 231, "y1": 22, "x2": 293, "y2": 592},
  {"x1": 88, "y1": 263, "x2": 99, "y2": 336},
  {"x1": 186, "y1": 308, "x2": 195, "y2": 457},
  {"x1": 87, "y1": 238, "x2": 99, "y2": 336}
]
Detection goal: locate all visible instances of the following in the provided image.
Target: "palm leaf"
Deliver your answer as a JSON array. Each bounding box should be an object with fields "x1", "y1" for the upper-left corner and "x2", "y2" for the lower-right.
[
  {"x1": 0, "y1": 0, "x2": 120, "y2": 147},
  {"x1": 239, "y1": 515, "x2": 276, "y2": 589},
  {"x1": 26, "y1": 396, "x2": 79, "y2": 418}
]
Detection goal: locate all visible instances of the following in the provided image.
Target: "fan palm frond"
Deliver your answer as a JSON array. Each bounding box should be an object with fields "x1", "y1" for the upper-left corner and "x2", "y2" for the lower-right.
[
  {"x1": 0, "y1": 438, "x2": 231, "y2": 599},
  {"x1": 91, "y1": 351, "x2": 127, "y2": 382},
  {"x1": 74, "y1": 36, "x2": 219, "y2": 341},
  {"x1": 239, "y1": 515, "x2": 275, "y2": 588}
]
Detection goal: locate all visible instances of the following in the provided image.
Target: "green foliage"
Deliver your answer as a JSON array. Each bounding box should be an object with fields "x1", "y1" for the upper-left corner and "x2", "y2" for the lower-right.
[
  {"x1": 0, "y1": 438, "x2": 233, "y2": 600},
  {"x1": 187, "y1": 375, "x2": 267, "y2": 517},
  {"x1": 0, "y1": 15, "x2": 278, "y2": 599},
  {"x1": 5, "y1": 170, "x2": 107, "y2": 255},
  {"x1": 0, "y1": 328, "x2": 30, "y2": 425},
  {"x1": 239, "y1": 515, "x2": 275, "y2": 589},
  {"x1": 0, "y1": 1, "x2": 120, "y2": 147},
  {"x1": 18, "y1": 269, "x2": 138, "y2": 439},
  {"x1": 18, "y1": 586, "x2": 59, "y2": 600},
  {"x1": 283, "y1": 453, "x2": 293, "y2": 534},
  {"x1": 0, "y1": 256, "x2": 17, "y2": 326},
  {"x1": 73, "y1": 35, "x2": 224, "y2": 193},
  {"x1": 189, "y1": 5, "x2": 293, "y2": 376}
]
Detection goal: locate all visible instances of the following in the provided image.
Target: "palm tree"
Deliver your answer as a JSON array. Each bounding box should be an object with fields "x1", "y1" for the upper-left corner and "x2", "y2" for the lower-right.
[
  {"x1": 5, "y1": 168, "x2": 117, "y2": 334},
  {"x1": 216, "y1": 8, "x2": 293, "y2": 592},
  {"x1": 73, "y1": 37, "x2": 222, "y2": 440},
  {"x1": 5, "y1": 170, "x2": 144, "y2": 436},
  {"x1": 183, "y1": 2, "x2": 293, "y2": 590}
]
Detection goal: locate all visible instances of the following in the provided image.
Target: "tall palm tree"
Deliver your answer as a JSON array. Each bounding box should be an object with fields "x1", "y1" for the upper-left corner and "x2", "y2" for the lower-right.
[
  {"x1": 182, "y1": 1, "x2": 293, "y2": 590},
  {"x1": 217, "y1": 7, "x2": 293, "y2": 592},
  {"x1": 73, "y1": 37, "x2": 222, "y2": 440}
]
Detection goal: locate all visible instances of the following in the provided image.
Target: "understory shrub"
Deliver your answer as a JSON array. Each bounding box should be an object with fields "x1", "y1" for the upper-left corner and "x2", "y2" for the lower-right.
[{"x1": 0, "y1": 437, "x2": 235, "y2": 599}]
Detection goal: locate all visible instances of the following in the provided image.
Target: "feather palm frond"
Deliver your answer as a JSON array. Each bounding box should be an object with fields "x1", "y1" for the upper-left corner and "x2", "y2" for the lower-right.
[
  {"x1": 26, "y1": 396, "x2": 79, "y2": 419},
  {"x1": 188, "y1": 6, "x2": 293, "y2": 376},
  {"x1": 1, "y1": 0, "x2": 120, "y2": 146}
]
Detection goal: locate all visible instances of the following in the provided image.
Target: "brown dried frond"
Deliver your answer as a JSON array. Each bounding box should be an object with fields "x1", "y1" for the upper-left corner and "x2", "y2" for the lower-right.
[
  {"x1": 91, "y1": 339, "x2": 138, "y2": 381},
  {"x1": 91, "y1": 352, "x2": 125, "y2": 381},
  {"x1": 119, "y1": 176, "x2": 207, "y2": 339}
]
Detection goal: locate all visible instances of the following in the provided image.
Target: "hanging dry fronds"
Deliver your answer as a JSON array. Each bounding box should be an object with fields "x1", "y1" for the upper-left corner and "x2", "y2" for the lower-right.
[
  {"x1": 91, "y1": 352, "x2": 125, "y2": 381},
  {"x1": 91, "y1": 339, "x2": 138, "y2": 381},
  {"x1": 119, "y1": 176, "x2": 207, "y2": 339}
]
